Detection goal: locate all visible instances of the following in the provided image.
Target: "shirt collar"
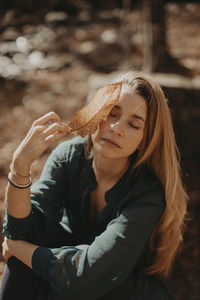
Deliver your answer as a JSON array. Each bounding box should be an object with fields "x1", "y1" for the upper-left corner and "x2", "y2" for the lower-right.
[{"x1": 85, "y1": 150, "x2": 138, "y2": 203}]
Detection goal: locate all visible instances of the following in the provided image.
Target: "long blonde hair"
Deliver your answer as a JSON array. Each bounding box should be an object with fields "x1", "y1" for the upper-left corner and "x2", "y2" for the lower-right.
[{"x1": 86, "y1": 71, "x2": 188, "y2": 278}]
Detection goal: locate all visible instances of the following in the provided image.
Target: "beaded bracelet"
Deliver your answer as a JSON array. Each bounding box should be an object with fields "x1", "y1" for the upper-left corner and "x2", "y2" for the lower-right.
[
  {"x1": 10, "y1": 164, "x2": 31, "y2": 178},
  {"x1": 8, "y1": 172, "x2": 32, "y2": 189}
]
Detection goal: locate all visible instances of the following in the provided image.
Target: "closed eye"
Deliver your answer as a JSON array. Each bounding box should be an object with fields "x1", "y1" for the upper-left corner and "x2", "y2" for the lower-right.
[
  {"x1": 129, "y1": 123, "x2": 140, "y2": 129},
  {"x1": 109, "y1": 112, "x2": 117, "y2": 117},
  {"x1": 109, "y1": 113, "x2": 140, "y2": 129}
]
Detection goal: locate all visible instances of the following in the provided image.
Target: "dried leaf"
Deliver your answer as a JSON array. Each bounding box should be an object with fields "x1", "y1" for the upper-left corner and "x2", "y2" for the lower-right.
[{"x1": 68, "y1": 82, "x2": 122, "y2": 137}]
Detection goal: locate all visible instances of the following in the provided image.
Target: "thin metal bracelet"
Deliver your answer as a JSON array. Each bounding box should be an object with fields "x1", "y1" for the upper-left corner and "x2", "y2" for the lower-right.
[
  {"x1": 10, "y1": 164, "x2": 31, "y2": 178},
  {"x1": 8, "y1": 172, "x2": 32, "y2": 189}
]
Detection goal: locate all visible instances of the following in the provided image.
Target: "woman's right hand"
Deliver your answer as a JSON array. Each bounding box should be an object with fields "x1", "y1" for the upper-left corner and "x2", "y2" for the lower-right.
[{"x1": 12, "y1": 111, "x2": 70, "y2": 175}]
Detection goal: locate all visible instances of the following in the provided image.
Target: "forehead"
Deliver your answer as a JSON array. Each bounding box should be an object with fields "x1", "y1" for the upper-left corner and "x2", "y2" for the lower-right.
[{"x1": 116, "y1": 84, "x2": 147, "y2": 116}]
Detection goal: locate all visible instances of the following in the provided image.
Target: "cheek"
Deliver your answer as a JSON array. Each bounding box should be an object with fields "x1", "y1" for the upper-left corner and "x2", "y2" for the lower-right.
[
  {"x1": 91, "y1": 122, "x2": 103, "y2": 142},
  {"x1": 97, "y1": 119, "x2": 110, "y2": 134},
  {"x1": 99, "y1": 118, "x2": 108, "y2": 128},
  {"x1": 136, "y1": 130, "x2": 145, "y2": 144},
  {"x1": 92, "y1": 119, "x2": 110, "y2": 144},
  {"x1": 129, "y1": 128, "x2": 144, "y2": 139},
  {"x1": 128, "y1": 129, "x2": 145, "y2": 146}
]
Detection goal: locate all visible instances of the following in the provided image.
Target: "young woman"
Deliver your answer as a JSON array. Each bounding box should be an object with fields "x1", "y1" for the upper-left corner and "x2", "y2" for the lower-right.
[{"x1": 1, "y1": 72, "x2": 188, "y2": 300}]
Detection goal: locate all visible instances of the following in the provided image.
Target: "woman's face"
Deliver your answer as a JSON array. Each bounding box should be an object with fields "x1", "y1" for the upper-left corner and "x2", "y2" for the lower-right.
[{"x1": 91, "y1": 84, "x2": 148, "y2": 160}]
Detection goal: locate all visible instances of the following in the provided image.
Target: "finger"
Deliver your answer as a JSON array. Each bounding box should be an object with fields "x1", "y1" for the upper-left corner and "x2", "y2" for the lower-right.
[
  {"x1": 45, "y1": 131, "x2": 68, "y2": 143},
  {"x1": 45, "y1": 119, "x2": 55, "y2": 127},
  {"x1": 33, "y1": 112, "x2": 60, "y2": 127},
  {"x1": 42, "y1": 122, "x2": 69, "y2": 137},
  {"x1": 45, "y1": 120, "x2": 70, "y2": 130},
  {"x1": 23, "y1": 125, "x2": 44, "y2": 142}
]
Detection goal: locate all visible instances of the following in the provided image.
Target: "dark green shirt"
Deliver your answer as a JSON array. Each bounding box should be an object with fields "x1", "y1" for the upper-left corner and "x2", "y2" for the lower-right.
[{"x1": 3, "y1": 136, "x2": 174, "y2": 300}]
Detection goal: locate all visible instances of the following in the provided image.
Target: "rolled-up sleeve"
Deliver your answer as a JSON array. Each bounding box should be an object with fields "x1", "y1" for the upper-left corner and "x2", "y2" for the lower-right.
[
  {"x1": 32, "y1": 186, "x2": 165, "y2": 299},
  {"x1": 3, "y1": 140, "x2": 72, "y2": 246}
]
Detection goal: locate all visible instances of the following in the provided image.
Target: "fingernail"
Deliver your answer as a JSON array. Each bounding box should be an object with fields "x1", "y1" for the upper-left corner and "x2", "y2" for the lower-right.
[{"x1": 46, "y1": 120, "x2": 54, "y2": 127}]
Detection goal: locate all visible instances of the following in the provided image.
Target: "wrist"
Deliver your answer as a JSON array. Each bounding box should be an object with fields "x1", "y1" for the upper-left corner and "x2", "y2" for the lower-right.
[{"x1": 11, "y1": 157, "x2": 31, "y2": 177}]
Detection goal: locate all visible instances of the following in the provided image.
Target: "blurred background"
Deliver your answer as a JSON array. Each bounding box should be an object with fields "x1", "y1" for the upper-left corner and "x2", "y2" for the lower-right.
[{"x1": 0, "y1": 0, "x2": 199, "y2": 299}]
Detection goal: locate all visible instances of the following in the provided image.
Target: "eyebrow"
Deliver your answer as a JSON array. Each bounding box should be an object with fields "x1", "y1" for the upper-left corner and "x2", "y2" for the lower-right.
[{"x1": 113, "y1": 105, "x2": 145, "y2": 123}]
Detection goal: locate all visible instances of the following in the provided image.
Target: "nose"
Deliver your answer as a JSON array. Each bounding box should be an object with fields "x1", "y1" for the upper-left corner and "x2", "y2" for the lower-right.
[{"x1": 110, "y1": 121, "x2": 123, "y2": 136}]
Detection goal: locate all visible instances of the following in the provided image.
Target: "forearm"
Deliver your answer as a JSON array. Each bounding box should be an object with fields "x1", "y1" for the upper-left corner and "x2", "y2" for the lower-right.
[
  {"x1": 5, "y1": 159, "x2": 32, "y2": 218},
  {"x1": 5, "y1": 112, "x2": 69, "y2": 218},
  {"x1": 5, "y1": 112, "x2": 69, "y2": 219}
]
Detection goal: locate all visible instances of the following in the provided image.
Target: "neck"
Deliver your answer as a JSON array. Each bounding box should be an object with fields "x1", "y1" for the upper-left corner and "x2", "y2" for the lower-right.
[{"x1": 92, "y1": 150, "x2": 130, "y2": 188}]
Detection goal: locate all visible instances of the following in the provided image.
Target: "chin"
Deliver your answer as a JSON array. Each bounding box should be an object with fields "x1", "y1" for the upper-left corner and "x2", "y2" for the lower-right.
[{"x1": 93, "y1": 144, "x2": 116, "y2": 157}]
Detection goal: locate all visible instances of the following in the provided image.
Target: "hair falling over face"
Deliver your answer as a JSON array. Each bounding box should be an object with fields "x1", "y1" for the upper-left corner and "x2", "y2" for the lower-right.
[{"x1": 86, "y1": 71, "x2": 188, "y2": 278}]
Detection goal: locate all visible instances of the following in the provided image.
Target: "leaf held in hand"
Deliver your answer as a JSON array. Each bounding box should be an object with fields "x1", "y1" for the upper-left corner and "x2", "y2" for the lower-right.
[{"x1": 67, "y1": 82, "x2": 122, "y2": 137}]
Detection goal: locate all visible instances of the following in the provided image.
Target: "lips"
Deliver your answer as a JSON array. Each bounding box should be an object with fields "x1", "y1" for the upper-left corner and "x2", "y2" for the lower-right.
[{"x1": 101, "y1": 137, "x2": 121, "y2": 148}]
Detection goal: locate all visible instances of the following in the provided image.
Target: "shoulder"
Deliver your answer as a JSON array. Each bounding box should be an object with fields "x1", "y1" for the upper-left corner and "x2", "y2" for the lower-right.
[
  {"x1": 128, "y1": 164, "x2": 166, "y2": 207},
  {"x1": 117, "y1": 166, "x2": 166, "y2": 222}
]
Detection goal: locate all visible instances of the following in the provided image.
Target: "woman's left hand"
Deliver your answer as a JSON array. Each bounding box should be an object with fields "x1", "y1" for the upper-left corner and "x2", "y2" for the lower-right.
[
  {"x1": 2, "y1": 237, "x2": 13, "y2": 262},
  {"x1": 2, "y1": 237, "x2": 38, "y2": 268}
]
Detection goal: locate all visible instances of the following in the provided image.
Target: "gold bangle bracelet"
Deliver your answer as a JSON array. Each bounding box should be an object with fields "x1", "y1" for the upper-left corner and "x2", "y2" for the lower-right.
[{"x1": 8, "y1": 172, "x2": 32, "y2": 189}]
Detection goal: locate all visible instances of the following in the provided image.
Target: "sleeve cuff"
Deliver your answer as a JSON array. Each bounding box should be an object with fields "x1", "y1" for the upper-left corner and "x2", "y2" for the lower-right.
[
  {"x1": 3, "y1": 210, "x2": 33, "y2": 240},
  {"x1": 32, "y1": 247, "x2": 54, "y2": 280}
]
